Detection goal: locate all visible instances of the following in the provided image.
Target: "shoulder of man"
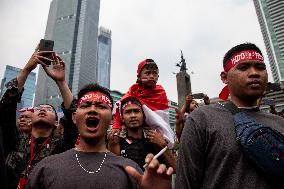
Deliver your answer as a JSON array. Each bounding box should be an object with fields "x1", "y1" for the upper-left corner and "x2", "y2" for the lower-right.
[{"x1": 190, "y1": 103, "x2": 227, "y2": 117}]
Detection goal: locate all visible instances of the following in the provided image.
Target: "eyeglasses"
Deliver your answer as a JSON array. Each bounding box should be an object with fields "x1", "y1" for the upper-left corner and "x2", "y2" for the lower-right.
[
  {"x1": 33, "y1": 106, "x2": 54, "y2": 112},
  {"x1": 18, "y1": 107, "x2": 34, "y2": 113}
]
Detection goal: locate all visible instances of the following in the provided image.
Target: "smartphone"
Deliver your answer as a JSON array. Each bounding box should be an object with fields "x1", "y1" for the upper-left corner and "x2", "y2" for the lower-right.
[
  {"x1": 266, "y1": 82, "x2": 281, "y2": 92},
  {"x1": 38, "y1": 39, "x2": 54, "y2": 65},
  {"x1": 191, "y1": 93, "x2": 204, "y2": 99}
]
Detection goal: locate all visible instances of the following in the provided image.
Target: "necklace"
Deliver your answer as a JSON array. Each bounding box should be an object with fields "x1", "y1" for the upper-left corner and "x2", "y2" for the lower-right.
[{"x1": 75, "y1": 150, "x2": 107, "y2": 174}]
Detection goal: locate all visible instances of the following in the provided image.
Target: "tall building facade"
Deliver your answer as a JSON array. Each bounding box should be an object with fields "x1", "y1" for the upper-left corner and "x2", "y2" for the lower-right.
[
  {"x1": 34, "y1": 0, "x2": 100, "y2": 108},
  {"x1": 253, "y1": 0, "x2": 284, "y2": 83},
  {"x1": 97, "y1": 27, "x2": 112, "y2": 89},
  {"x1": 0, "y1": 65, "x2": 36, "y2": 109}
]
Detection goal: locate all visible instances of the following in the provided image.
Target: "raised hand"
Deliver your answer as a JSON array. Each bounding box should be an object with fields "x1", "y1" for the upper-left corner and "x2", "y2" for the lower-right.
[
  {"x1": 203, "y1": 94, "x2": 210, "y2": 105},
  {"x1": 24, "y1": 47, "x2": 53, "y2": 72},
  {"x1": 17, "y1": 47, "x2": 54, "y2": 91},
  {"x1": 41, "y1": 54, "x2": 65, "y2": 83}
]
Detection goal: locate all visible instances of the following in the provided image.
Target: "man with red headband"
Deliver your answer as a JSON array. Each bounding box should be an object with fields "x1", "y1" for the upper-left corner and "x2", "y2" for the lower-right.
[
  {"x1": 27, "y1": 81, "x2": 174, "y2": 188},
  {"x1": 108, "y1": 96, "x2": 176, "y2": 171},
  {"x1": 112, "y1": 59, "x2": 174, "y2": 148},
  {"x1": 176, "y1": 43, "x2": 284, "y2": 188}
]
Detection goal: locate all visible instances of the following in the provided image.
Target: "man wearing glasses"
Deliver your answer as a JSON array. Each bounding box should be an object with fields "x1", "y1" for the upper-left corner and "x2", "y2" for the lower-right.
[{"x1": 1, "y1": 48, "x2": 77, "y2": 189}]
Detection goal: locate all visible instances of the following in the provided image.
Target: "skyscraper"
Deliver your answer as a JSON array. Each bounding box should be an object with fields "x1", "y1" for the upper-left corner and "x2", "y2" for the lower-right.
[
  {"x1": 0, "y1": 65, "x2": 36, "y2": 109},
  {"x1": 253, "y1": 0, "x2": 284, "y2": 83},
  {"x1": 97, "y1": 27, "x2": 112, "y2": 89},
  {"x1": 34, "y1": 0, "x2": 100, "y2": 107}
]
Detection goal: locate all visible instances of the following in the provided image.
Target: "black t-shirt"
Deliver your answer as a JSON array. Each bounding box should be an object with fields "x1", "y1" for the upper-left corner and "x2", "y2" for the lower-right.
[{"x1": 120, "y1": 137, "x2": 155, "y2": 170}]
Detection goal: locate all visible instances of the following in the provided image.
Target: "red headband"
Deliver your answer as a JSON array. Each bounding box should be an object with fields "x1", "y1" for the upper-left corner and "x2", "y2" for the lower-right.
[
  {"x1": 219, "y1": 50, "x2": 264, "y2": 101},
  {"x1": 121, "y1": 101, "x2": 142, "y2": 113},
  {"x1": 77, "y1": 92, "x2": 112, "y2": 108},
  {"x1": 224, "y1": 50, "x2": 264, "y2": 72}
]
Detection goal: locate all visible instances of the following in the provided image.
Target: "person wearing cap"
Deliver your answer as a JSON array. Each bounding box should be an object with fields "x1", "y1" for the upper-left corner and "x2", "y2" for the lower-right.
[
  {"x1": 1, "y1": 47, "x2": 77, "y2": 189},
  {"x1": 176, "y1": 43, "x2": 284, "y2": 188},
  {"x1": 108, "y1": 96, "x2": 176, "y2": 171},
  {"x1": 111, "y1": 59, "x2": 175, "y2": 149}
]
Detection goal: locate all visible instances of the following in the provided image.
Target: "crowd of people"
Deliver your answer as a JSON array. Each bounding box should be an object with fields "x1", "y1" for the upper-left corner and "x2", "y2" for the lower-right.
[{"x1": 0, "y1": 42, "x2": 284, "y2": 189}]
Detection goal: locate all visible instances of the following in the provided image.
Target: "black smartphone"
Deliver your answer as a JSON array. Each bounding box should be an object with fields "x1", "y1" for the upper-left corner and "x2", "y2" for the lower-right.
[
  {"x1": 38, "y1": 39, "x2": 54, "y2": 65},
  {"x1": 266, "y1": 82, "x2": 281, "y2": 92},
  {"x1": 191, "y1": 93, "x2": 204, "y2": 99}
]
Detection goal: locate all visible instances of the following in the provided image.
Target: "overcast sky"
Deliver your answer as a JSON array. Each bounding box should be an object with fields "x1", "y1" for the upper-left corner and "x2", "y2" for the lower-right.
[{"x1": 0, "y1": 0, "x2": 272, "y2": 102}]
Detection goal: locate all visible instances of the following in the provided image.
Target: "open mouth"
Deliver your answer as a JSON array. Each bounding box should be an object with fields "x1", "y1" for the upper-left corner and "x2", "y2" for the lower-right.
[
  {"x1": 86, "y1": 117, "x2": 100, "y2": 128},
  {"x1": 38, "y1": 112, "x2": 47, "y2": 117}
]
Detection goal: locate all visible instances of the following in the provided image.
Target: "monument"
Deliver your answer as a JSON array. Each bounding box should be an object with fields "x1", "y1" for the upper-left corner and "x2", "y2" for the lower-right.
[{"x1": 176, "y1": 51, "x2": 192, "y2": 108}]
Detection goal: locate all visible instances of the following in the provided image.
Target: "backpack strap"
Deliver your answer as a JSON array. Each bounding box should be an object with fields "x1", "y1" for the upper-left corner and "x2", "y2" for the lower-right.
[
  {"x1": 222, "y1": 101, "x2": 260, "y2": 140},
  {"x1": 223, "y1": 101, "x2": 241, "y2": 115}
]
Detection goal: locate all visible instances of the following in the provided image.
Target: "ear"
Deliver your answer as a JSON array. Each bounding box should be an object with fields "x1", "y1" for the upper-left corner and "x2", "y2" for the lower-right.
[
  {"x1": 220, "y1": 71, "x2": 228, "y2": 84},
  {"x1": 72, "y1": 112, "x2": 77, "y2": 125}
]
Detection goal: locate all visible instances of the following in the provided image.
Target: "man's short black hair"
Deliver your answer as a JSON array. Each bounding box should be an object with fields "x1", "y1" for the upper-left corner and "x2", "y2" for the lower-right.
[
  {"x1": 37, "y1": 103, "x2": 58, "y2": 121},
  {"x1": 223, "y1": 42, "x2": 263, "y2": 67},
  {"x1": 77, "y1": 83, "x2": 114, "y2": 109}
]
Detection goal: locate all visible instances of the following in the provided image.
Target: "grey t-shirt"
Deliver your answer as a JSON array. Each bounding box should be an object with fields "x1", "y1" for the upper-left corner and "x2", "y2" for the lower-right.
[
  {"x1": 26, "y1": 149, "x2": 142, "y2": 189},
  {"x1": 176, "y1": 103, "x2": 284, "y2": 189}
]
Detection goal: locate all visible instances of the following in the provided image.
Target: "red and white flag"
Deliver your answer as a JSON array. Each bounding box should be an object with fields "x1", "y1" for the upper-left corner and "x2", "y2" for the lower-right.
[{"x1": 112, "y1": 83, "x2": 174, "y2": 148}]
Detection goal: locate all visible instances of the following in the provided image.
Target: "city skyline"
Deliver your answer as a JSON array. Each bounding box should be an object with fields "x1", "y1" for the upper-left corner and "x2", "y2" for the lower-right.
[
  {"x1": 34, "y1": 0, "x2": 101, "y2": 107},
  {"x1": 0, "y1": 0, "x2": 273, "y2": 102}
]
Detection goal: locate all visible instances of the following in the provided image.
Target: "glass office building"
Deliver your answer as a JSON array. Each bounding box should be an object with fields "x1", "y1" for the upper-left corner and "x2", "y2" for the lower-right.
[
  {"x1": 253, "y1": 0, "x2": 284, "y2": 83},
  {"x1": 0, "y1": 65, "x2": 36, "y2": 109},
  {"x1": 97, "y1": 27, "x2": 112, "y2": 89},
  {"x1": 34, "y1": 0, "x2": 100, "y2": 108}
]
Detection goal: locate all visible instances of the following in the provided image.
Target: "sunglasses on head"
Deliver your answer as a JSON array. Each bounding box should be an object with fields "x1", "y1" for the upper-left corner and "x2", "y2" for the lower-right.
[{"x1": 33, "y1": 106, "x2": 54, "y2": 112}]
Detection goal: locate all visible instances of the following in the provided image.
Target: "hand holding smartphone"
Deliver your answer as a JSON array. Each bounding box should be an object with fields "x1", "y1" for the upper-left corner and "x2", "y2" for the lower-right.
[{"x1": 38, "y1": 39, "x2": 54, "y2": 65}]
